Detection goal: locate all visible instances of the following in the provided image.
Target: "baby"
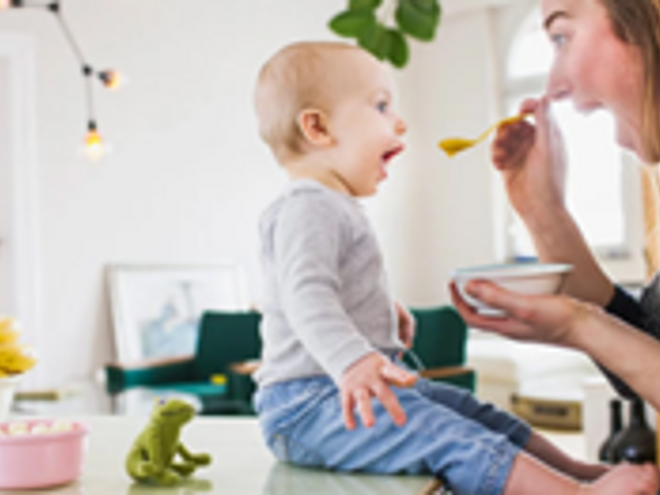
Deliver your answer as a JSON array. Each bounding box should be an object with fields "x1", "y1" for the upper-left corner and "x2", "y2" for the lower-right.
[{"x1": 251, "y1": 40, "x2": 658, "y2": 494}]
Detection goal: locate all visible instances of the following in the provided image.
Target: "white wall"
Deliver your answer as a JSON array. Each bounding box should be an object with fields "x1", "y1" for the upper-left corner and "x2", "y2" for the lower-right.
[
  {"x1": 0, "y1": 0, "x2": 518, "y2": 387},
  {"x1": 0, "y1": 57, "x2": 11, "y2": 312},
  {"x1": 374, "y1": 7, "x2": 505, "y2": 306}
]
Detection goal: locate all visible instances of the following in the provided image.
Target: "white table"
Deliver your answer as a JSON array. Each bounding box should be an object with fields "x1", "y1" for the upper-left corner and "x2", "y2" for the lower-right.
[{"x1": 0, "y1": 416, "x2": 585, "y2": 494}]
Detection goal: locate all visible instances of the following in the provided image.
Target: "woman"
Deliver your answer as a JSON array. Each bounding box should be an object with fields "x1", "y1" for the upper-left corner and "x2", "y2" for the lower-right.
[{"x1": 451, "y1": 0, "x2": 660, "y2": 413}]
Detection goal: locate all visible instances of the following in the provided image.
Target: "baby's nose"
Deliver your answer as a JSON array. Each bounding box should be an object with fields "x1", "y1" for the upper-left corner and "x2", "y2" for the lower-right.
[{"x1": 395, "y1": 118, "x2": 407, "y2": 135}]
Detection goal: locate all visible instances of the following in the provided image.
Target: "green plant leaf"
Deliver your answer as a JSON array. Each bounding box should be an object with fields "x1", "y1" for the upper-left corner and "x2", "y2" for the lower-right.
[
  {"x1": 395, "y1": 0, "x2": 441, "y2": 41},
  {"x1": 386, "y1": 29, "x2": 409, "y2": 68},
  {"x1": 329, "y1": 10, "x2": 377, "y2": 38},
  {"x1": 409, "y1": 0, "x2": 439, "y2": 14},
  {"x1": 349, "y1": 0, "x2": 382, "y2": 11},
  {"x1": 357, "y1": 22, "x2": 390, "y2": 60}
]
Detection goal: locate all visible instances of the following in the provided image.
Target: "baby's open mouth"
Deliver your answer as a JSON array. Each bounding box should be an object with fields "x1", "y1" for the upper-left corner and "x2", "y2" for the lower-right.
[{"x1": 382, "y1": 145, "x2": 404, "y2": 162}]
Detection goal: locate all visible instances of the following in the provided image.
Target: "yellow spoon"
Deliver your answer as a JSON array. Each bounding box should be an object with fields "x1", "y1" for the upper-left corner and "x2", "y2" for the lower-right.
[{"x1": 438, "y1": 114, "x2": 528, "y2": 157}]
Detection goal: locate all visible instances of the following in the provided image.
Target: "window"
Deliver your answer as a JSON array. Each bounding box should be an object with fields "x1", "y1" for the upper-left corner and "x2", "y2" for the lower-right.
[{"x1": 502, "y1": 8, "x2": 643, "y2": 280}]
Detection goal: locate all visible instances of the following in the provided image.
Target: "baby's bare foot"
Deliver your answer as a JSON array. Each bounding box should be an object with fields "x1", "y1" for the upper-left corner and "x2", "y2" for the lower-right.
[{"x1": 580, "y1": 463, "x2": 660, "y2": 495}]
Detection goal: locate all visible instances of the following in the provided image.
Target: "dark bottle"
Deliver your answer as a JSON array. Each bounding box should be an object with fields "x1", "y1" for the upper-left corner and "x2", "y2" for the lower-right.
[
  {"x1": 610, "y1": 397, "x2": 657, "y2": 464},
  {"x1": 598, "y1": 399, "x2": 623, "y2": 463}
]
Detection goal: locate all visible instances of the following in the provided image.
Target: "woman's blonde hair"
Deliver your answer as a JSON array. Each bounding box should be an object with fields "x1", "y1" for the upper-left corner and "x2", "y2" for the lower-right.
[{"x1": 600, "y1": 0, "x2": 660, "y2": 162}]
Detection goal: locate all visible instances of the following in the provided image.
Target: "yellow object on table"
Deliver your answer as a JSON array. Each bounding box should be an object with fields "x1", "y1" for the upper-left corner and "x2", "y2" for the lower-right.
[
  {"x1": 0, "y1": 318, "x2": 37, "y2": 377},
  {"x1": 210, "y1": 374, "x2": 227, "y2": 386}
]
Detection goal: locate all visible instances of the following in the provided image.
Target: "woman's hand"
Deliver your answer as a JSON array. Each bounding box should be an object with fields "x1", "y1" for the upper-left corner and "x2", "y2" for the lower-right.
[
  {"x1": 492, "y1": 97, "x2": 568, "y2": 223},
  {"x1": 492, "y1": 97, "x2": 616, "y2": 305},
  {"x1": 449, "y1": 280, "x2": 594, "y2": 348}
]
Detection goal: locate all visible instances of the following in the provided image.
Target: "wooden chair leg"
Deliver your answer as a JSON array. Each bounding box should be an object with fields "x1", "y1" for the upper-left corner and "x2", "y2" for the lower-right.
[{"x1": 418, "y1": 477, "x2": 447, "y2": 494}]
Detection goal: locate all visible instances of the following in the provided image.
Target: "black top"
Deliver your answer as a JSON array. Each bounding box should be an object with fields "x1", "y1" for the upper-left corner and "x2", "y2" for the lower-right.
[{"x1": 602, "y1": 277, "x2": 660, "y2": 398}]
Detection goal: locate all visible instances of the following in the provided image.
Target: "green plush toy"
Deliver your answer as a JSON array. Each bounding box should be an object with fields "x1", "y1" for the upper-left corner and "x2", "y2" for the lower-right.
[{"x1": 125, "y1": 398, "x2": 212, "y2": 486}]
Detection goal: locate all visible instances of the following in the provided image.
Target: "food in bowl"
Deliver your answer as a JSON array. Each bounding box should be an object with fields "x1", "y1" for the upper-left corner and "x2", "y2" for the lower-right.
[
  {"x1": 0, "y1": 419, "x2": 88, "y2": 489},
  {"x1": 452, "y1": 262, "x2": 573, "y2": 315}
]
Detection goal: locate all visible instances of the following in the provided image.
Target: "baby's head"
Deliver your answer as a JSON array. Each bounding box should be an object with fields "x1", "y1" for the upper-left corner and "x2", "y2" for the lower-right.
[{"x1": 254, "y1": 41, "x2": 406, "y2": 196}]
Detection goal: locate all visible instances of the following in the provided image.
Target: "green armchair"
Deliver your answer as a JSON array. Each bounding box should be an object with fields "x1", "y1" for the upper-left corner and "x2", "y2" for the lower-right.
[
  {"x1": 105, "y1": 306, "x2": 473, "y2": 415},
  {"x1": 405, "y1": 306, "x2": 476, "y2": 392},
  {"x1": 105, "y1": 310, "x2": 262, "y2": 415}
]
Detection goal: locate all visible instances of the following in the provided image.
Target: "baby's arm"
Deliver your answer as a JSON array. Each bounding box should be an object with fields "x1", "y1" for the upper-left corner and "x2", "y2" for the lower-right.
[
  {"x1": 395, "y1": 301, "x2": 415, "y2": 349},
  {"x1": 273, "y1": 194, "x2": 416, "y2": 428},
  {"x1": 339, "y1": 352, "x2": 416, "y2": 430},
  {"x1": 274, "y1": 195, "x2": 377, "y2": 381}
]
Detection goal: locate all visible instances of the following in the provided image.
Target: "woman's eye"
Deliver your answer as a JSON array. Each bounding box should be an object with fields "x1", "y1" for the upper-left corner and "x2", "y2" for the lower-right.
[
  {"x1": 377, "y1": 101, "x2": 388, "y2": 113},
  {"x1": 550, "y1": 33, "x2": 567, "y2": 49}
]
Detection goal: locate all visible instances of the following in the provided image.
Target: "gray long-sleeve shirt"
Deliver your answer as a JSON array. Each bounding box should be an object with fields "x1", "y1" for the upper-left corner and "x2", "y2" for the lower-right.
[{"x1": 254, "y1": 179, "x2": 403, "y2": 387}]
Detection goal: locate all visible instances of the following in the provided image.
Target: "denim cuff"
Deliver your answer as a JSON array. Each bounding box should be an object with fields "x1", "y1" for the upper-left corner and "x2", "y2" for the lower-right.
[
  {"x1": 434, "y1": 437, "x2": 520, "y2": 495},
  {"x1": 475, "y1": 439, "x2": 520, "y2": 495},
  {"x1": 508, "y1": 421, "x2": 532, "y2": 450}
]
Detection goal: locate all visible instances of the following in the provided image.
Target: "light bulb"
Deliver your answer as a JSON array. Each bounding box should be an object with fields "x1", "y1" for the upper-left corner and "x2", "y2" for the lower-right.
[
  {"x1": 98, "y1": 70, "x2": 124, "y2": 90},
  {"x1": 84, "y1": 128, "x2": 105, "y2": 161}
]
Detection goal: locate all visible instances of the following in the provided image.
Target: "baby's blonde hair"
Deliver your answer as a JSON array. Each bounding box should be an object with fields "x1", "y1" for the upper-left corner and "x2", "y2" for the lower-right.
[{"x1": 254, "y1": 41, "x2": 361, "y2": 164}]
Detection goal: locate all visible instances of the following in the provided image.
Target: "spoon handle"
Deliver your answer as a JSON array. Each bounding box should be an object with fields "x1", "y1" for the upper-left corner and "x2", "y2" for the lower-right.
[{"x1": 474, "y1": 113, "x2": 527, "y2": 143}]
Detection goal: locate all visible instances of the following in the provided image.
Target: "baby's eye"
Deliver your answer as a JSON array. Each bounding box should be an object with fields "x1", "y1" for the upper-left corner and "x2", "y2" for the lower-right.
[{"x1": 376, "y1": 101, "x2": 389, "y2": 113}]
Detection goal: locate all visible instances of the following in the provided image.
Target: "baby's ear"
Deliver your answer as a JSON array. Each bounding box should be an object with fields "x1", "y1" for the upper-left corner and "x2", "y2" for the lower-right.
[{"x1": 297, "y1": 109, "x2": 333, "y2": 147}]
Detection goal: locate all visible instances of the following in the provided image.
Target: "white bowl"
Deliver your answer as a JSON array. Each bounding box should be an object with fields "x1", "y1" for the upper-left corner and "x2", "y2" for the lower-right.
[{"x1": 452, "y1": 263, "x2": 573, "y2": 315}]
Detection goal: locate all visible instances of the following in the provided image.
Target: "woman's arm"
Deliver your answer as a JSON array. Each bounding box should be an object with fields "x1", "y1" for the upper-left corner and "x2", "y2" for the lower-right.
[
  {"x1": 572, "y1": 302, "x2": 660, "y2": 410},
  {"x1": 491, "y1": 97, "x2": 613, "y2": 305},
  {"x1": 450, "y1": 281, "x2": 660, "y2": 411},
  {"x1": 522, "y1": 205, "x2": 614, "y2": 306}
]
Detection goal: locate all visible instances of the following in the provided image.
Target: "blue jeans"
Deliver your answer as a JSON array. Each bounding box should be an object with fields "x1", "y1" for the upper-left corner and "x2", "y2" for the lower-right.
[{"x1": 254, "y1": 375, "x2": 531, "y2": 495}]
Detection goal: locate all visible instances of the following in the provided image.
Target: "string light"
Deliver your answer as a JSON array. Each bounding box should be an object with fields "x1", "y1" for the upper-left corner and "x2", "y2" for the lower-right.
[
  {"x1": 2, "y1": 0, "x2": 122, "y2": 160},
  {"x1": 84, "y1": 121, "x2": 104, "y2": 161},
  {"x1": 98, "y1": 70, "x2": 123, "y2": 90}
]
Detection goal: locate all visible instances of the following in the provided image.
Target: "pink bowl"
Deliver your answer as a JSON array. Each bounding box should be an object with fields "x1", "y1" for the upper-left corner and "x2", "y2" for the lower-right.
[{"x1": 0, "y1": 420, "x2": 88, "y2": 489}]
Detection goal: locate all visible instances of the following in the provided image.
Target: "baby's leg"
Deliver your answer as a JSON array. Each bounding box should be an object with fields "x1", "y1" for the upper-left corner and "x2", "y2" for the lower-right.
[
  {"x1": 414, "y1": 379, "x2": 608, "y2": 482},
  {"x1": 504, "y1": 453, "x2": 659, "y2": 494},
  {"x1": 414, "y1": 378, "x2": 530, "y2": 447},
  {"x1": 504, "y1": 451, "x2": 582, "y2": 494},
  {"x1": 272, "y1": 383, "x2": 527, "y2": 494},
  {"x1": 524, "y1": 431, "x2": 608, "y2": 482},
  {"x1": 582, "y1": 462, "x2": 659, "y2": 495}
]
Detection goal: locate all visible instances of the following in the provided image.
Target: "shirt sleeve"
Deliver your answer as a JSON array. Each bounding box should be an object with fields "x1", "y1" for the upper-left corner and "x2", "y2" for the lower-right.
[
  {"x1": 600, "y1": 279, "x2": 660, "y2": 398},
  {"x1": 271, "y1": 193, "x2": 376, "y2": 383}
]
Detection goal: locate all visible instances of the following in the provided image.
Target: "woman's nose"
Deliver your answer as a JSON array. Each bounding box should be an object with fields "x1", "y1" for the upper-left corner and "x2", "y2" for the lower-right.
[{"x1": 546, "y1": 63, "x2": 571, "y2": 101}]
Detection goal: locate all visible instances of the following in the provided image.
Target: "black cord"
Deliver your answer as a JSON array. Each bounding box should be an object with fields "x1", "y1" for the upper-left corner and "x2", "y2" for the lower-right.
[
  {"x1": 84, "y1": 75, "x2": 96, "y2": 124},
  {"x1": 51, "y1": 3, "x2": 87, "y2": 68},
  {"x1": 6, "y1": 0, "x2": 106, "y2": 144}
]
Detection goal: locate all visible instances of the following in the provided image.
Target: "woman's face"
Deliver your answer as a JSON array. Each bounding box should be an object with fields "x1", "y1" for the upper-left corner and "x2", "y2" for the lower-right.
[{"x1": 542, "y1": 0, "x2": 647, "y2": 159}]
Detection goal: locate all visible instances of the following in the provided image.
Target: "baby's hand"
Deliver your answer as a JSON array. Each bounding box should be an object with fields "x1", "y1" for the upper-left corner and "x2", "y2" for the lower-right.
[{"x1": 339, "y1": 353, "x2": 417, "y2": 431}]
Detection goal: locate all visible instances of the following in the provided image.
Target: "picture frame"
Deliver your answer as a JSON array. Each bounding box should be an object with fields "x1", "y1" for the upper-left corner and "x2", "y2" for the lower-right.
[{"x1": 108, "y1": 263, "x2": 249, "y2": 363}]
